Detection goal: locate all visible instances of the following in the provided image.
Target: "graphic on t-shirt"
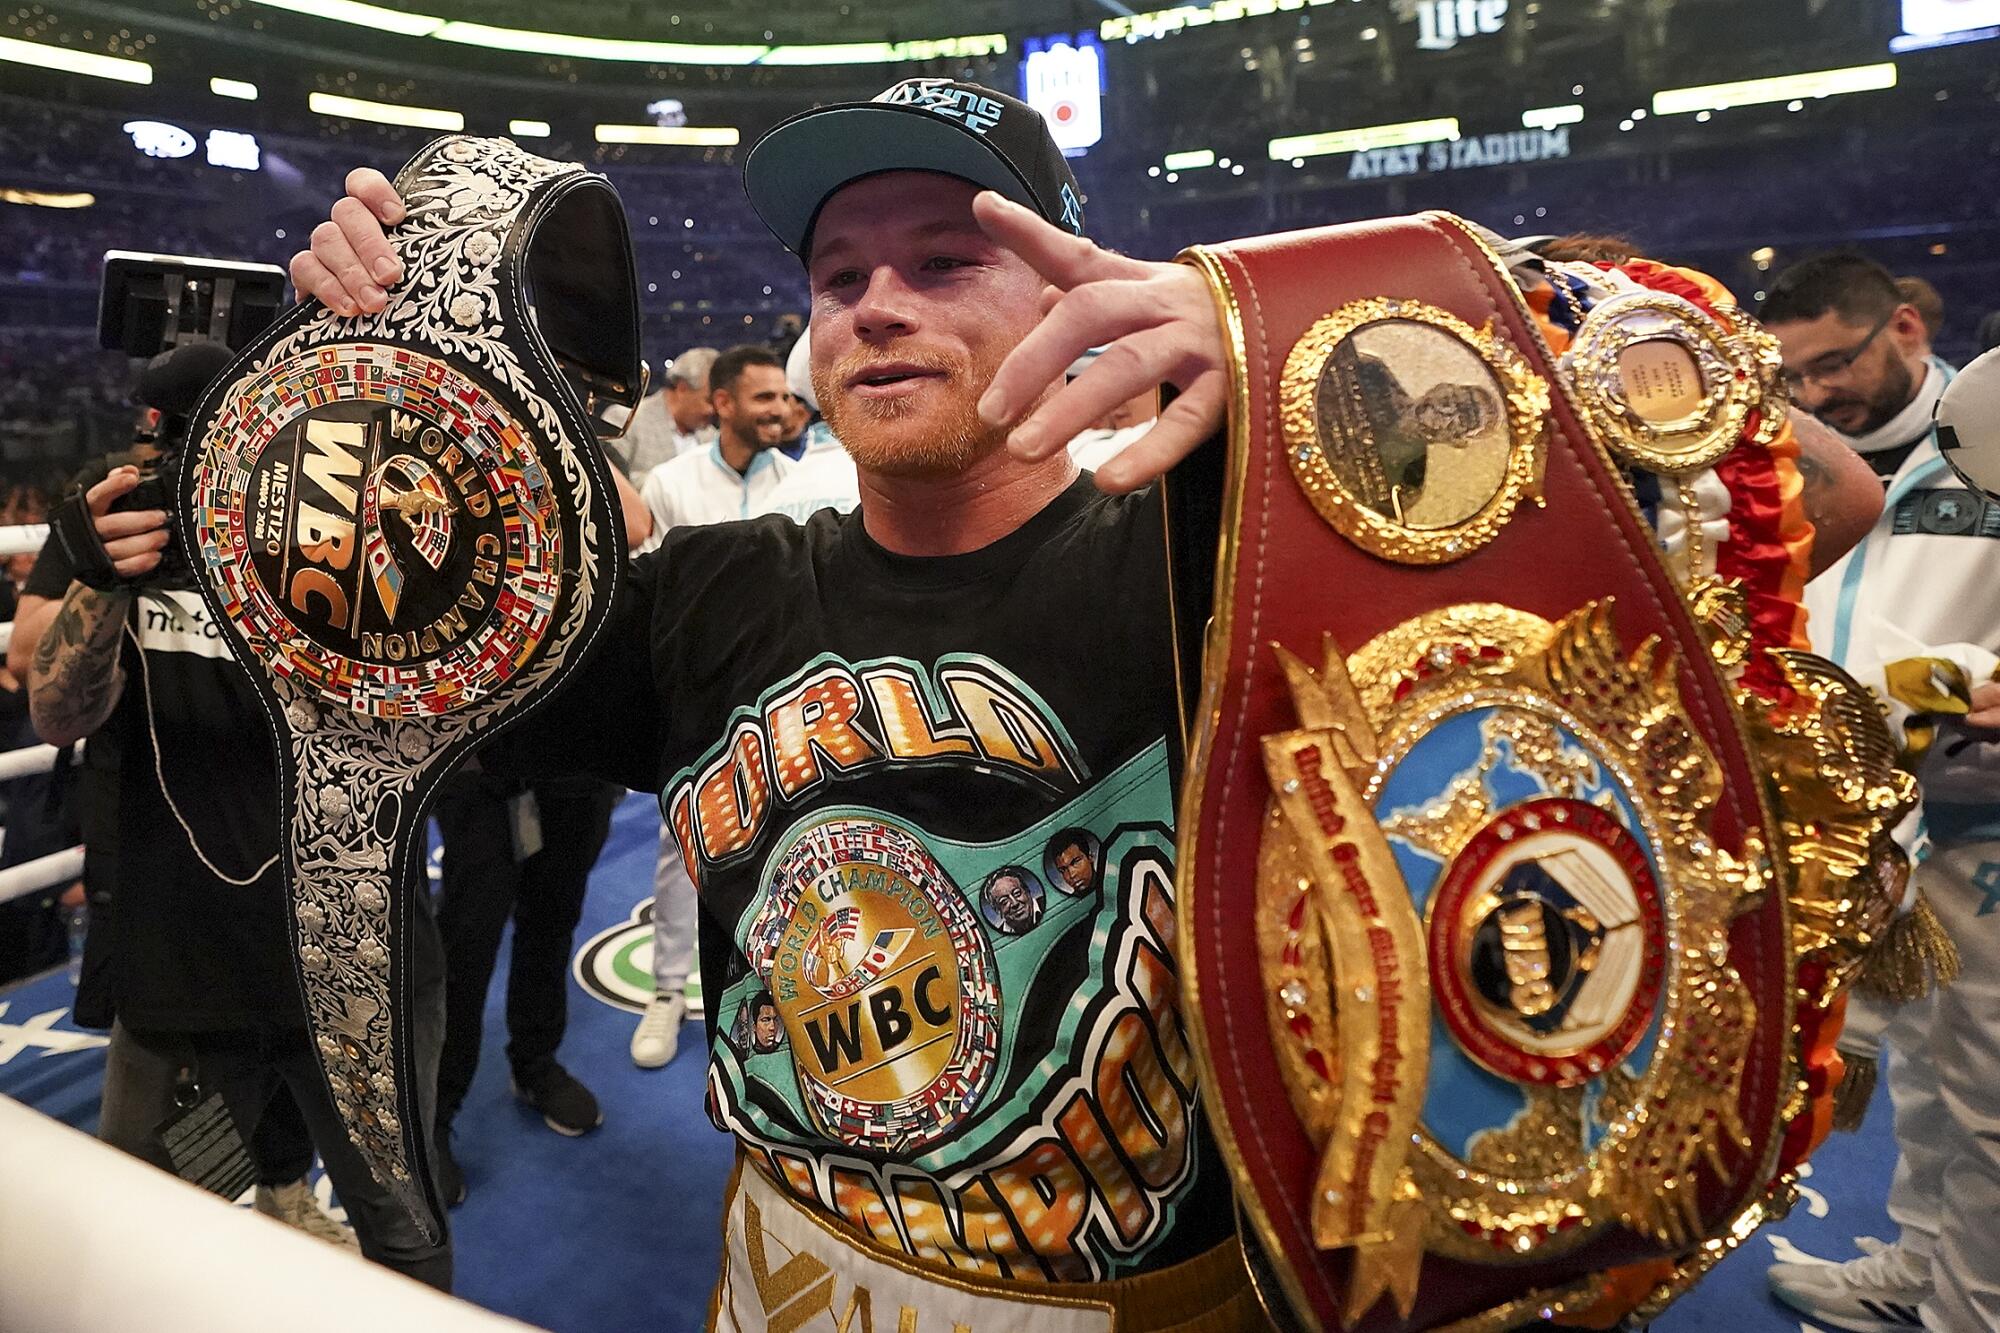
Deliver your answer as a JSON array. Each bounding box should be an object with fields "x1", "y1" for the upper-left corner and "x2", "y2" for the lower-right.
[
  {"x1": 1042, "y1": 827, "x2": 1101, "y2": 898},
  {"x1": 707, "y1": 738, "x2": 1204, "y2": 1283},
  {"x1": 977, "y1": 865, "x2": 1046, "y2": 935},
  {"x1": 731, "y1": 989, "x2": 786, "y2": 1055},
  {"x1": 741, "y1": 814, "x2": 1003, "y2": 1154},
  {"x1": 663, "y1": 654, "x2": 1089, "y2": 884}
]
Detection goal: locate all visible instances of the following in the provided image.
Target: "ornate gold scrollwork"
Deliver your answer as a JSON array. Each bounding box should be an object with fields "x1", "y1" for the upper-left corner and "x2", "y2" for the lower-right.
[{"x1": 1255, "y1": 601, "x2": 1770, "y2": 1320}]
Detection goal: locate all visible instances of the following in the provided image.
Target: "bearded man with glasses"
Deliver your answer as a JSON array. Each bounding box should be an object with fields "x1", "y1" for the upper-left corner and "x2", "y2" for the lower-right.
[{"x1": 1761, "y1": 253, "x2": 2000, "y2": 1333}]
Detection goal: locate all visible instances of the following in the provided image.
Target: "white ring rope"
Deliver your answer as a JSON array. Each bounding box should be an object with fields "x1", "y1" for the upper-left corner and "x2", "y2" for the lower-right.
[
  {"x1": 0, "y1": 1094, "x2": 545, "y2": 1333},
  {"x1": 0, "y1": 524, "x2": 48, "y2": 559},
  {"x1": 0, "y1": 845, "x2": 83, "y2": 906},
  {"x1": 0, "y1": 741, "x2": 80, "y2": 782}
]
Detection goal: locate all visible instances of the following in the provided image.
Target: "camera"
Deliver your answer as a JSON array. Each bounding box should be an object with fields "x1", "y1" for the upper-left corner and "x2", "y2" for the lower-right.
[{"x1": 88, "y1": 252, "x2": 290, "y2": 585}]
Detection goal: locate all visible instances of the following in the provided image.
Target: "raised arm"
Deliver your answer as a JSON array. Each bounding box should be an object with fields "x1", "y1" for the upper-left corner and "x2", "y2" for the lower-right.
[
  {"x1": 1789, "y1": 408, "x2": 1886, "y2": 577},
  {"x1": 973, "y1": 193, "x2": 1227, "y2": 496}
]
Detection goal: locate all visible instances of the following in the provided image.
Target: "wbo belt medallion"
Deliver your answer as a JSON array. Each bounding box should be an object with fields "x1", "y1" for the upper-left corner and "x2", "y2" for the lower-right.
[
  {"x1": 1256, "y1": 603, "x2": 1757, "y2": 1322},
  {"x1": 180, "y1": 135, "x2": 642, "y2": 1238}
]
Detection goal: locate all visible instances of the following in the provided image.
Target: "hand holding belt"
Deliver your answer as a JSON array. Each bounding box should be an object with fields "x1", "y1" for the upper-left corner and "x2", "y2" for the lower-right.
[
  {"x1": 1170, "y1": 214, "x2": 1855, "y2": 1331},
  {"x1": 177, "y1": 136, "x2": 639, "y2": 1240}
]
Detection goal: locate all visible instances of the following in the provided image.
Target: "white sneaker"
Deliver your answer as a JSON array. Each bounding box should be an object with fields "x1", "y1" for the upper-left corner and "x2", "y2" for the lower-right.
[
  {"x1": 630, "y1": 993, "x2": 686, "y2": 1069},
  {"x1": 1768, "y1": 1237, "x2": 1929, "y2": 1332},
  {"x1": 254, "y1": 1178, "x2": 358, "y2": 1250}
]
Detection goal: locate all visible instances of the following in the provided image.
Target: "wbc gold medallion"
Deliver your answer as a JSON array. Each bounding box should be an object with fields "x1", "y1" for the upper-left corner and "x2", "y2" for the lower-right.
[
  {"x1": 745, "y1": 814, "x2": 1003, "y2": 1153},
  {"x1": 198, "y1": 343, "x2": 561, "y2": 718}
]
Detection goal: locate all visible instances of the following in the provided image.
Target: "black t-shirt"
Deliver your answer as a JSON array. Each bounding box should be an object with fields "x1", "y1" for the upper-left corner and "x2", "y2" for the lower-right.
[
  {"x1": 506, "y1": 475, "x2": 1230, "y2": 1281},
  {"x1": 25, "y1": 477, "x2": 298, "y2": 1032}
]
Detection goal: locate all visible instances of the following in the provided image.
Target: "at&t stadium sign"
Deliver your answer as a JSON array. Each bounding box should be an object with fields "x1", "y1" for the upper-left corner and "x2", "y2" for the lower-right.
[{"x1": 1347, "y1": 127, "x2": 1570, "y2": 180}]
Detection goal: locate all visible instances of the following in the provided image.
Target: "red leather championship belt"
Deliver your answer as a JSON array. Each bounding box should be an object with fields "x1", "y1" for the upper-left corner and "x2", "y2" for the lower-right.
[{"x1": 1174, "y1": 216, "x2": 1912, "y2": 1330}]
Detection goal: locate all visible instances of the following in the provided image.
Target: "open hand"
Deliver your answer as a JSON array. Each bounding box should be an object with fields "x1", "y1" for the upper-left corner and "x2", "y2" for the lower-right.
[{"x1": 972, "y1": 192, "x2": 1227, "y2": 493}]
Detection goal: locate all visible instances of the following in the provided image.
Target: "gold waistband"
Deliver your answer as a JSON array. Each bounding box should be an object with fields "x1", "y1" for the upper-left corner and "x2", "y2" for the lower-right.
[
  {"x1": 715, "y1": 1155, "x2": 1267, "y2": 1333},
  {"x1": 1028, "y1": 1235, "x2": 1264, "y2": 1333}
]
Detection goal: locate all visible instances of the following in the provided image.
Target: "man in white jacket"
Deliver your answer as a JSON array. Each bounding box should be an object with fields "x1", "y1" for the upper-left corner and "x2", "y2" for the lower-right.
[
  {"x1": 1762, "y1": 252, "x2": 2000, "y2": 1333},
  {"x1": 629, "y1": 344, "x2": 795, "y2": 1069}
]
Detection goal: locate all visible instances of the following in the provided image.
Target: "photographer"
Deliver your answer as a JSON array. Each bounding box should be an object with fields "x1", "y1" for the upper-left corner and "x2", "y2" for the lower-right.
[{"x1": 10, "y1": 399, "x2": 452, "y2": 1288}]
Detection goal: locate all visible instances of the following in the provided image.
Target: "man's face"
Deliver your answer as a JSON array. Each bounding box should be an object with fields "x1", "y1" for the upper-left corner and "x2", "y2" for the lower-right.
[
  {"x1": 1768, "y1": 307, "x2": 1923, "y2": 437},
  {"x1": 1053, "y1": 842, "x2": 1093, "y2": 894},
  {"x1": 780, "y1": 392, "x2": 810, "y2": 442},
  {"x1": 753, "y1": 1004, "x2": 780, "y2": 1049},
  {"x1": 989, "y1": 875, "x2": 1035, "y2": 929},
  {"x1": 807, "y1": 172, "x2": 1048, "y2": 478},
  {"x1": 667, "y1": 379, "x2": 713, "y2": 434},
  {"x1": 716, "y1": 364, "x2": 790, "y2": 452},
  {"x1": 1413, "y1": 383, "x2": 1493, "y2": 443}
]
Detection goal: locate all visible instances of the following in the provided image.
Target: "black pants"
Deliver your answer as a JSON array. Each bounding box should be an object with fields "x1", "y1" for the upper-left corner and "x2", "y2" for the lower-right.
[
  {"x1": 249, "y1": 1084, "x2": 316, "y2": 1184},
  {"x1": 98, "y1": 1004, "x2": 452, "y2": 1290},
  {"x1": 432, "y1": 773, "x2": 620, "y2": 1124}
]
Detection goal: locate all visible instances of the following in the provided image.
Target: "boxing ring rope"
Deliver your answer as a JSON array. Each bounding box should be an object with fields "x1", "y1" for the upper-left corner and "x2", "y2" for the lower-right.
[
  {"x1": 0, "y1": 521, "x2": 85, "y2": 906},
  {"x1": 0, "y1": 1095, "x2": 545, "y2": 1333},
  {"x1": 0, "y1": 523, "x2": 50, "y2": 558},
  {"x1": 0, "y1": 846, "x2": 86, "y2": 908}
]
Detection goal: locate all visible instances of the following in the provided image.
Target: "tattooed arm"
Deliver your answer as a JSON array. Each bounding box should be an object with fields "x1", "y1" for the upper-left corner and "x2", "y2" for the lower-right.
[
  {"x1": 20, "y1": 464, "x2": 170, "y2": 747},
  {"x1": 1791, "y1": 408, "x2": 1885, "y2": 578},
  {"x1": 27, "y1": 582, "x2": 132, "y2": 747}
]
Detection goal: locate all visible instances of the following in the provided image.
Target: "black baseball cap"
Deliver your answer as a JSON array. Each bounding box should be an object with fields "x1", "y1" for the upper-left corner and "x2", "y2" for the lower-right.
[{"x1": 743, "y1": 78, "x2": 1087, "y2": 259}]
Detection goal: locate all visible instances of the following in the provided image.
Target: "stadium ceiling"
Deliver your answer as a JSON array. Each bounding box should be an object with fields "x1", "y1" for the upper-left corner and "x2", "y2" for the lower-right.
[{"x1": 247, "y1": 0, "x2": 1117, "y2": 47}]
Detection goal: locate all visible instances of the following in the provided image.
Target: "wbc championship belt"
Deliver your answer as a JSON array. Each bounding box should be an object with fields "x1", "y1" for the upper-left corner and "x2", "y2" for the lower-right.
[
  {"x1": 178, "y1": 137, "x2": 640, "y2": 1238},
  {"x1": 1175, "y1": 216, "x2": 1913, "y2": 1330}
]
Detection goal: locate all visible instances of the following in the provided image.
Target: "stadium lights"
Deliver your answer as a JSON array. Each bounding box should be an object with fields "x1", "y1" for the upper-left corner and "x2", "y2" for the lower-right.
[
  {"x1": 759, "y1": 37, "x2": 1008, "y2": 63},
  {"x1": 1268, "y1": 117, "x2": 1460, "y2": 160},
  {"x1": 0, "y1": 33, "x2": 152, "y2": 84},
  {"x1": 1164, "y1": 149, "x2": 1216, "y2": 170},
  {"x1": 234, "y1": 0, "x2": 1004, "y2": 66},
  {"x1": 1652, "y1": 62, "x2": 1897, "y2": 116},
  {"x1": 1522, "y1": 104, "x2": 1584, "y2": 130},
  {"x1": 595, "y1": 124, "x2": 741, "y2": 146},
  {"x1": 431, "y1": 22, "x2": 765, "y2": 64},
  {"x1": 1101, "y1": 0, "x2": 1339, "y2": 42},
  {"x1": 309, "y1": 92, "x2": 465, "y2": 132},
  {"x1": 210, "y1": 77, "x2": 259, "y2": 100},
  {"x1": 509, "y1": 119, "x2": 552, "y2": 138},
  {"x1": 239, "y1": 0, "x2": 443, "y2": 38},
  {"x1": 0, "y1": 187, "x2": 95, "y2": 208}
]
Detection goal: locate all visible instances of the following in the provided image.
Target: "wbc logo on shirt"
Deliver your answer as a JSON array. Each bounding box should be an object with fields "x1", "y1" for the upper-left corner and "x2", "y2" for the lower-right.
[{"x1": 745, "y1": 814, "x2": 1002, "y2": 1153}]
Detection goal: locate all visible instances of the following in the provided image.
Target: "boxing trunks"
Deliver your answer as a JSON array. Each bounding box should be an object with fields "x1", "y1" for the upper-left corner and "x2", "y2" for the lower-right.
[{"x1": 712, "y1": 1155, "x2": 1258, "y2": 1333}]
